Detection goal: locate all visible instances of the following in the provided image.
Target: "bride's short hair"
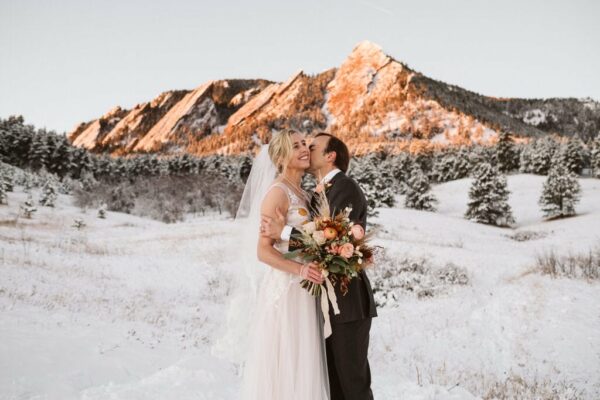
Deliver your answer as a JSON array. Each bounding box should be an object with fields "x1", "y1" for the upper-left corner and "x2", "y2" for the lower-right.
[{"x1": 268, "y1": 129, "x2": 298, "y2": 174}]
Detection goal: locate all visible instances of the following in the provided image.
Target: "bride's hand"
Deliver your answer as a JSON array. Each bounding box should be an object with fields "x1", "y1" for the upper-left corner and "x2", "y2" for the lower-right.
[{"x1": 299, "y1": 262, "x2": 325, "y2": 284}]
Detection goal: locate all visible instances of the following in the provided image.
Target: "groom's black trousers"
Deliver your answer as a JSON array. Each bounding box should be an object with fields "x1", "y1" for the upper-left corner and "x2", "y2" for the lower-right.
[{"x1": 326, "y1": 318, "x2": 374, "y2": 400}]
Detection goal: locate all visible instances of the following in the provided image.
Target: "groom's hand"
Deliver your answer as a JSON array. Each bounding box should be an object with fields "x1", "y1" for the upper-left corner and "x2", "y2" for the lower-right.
[{"x1": 260, "y1": 207, "x2": 286, "y2": 240}]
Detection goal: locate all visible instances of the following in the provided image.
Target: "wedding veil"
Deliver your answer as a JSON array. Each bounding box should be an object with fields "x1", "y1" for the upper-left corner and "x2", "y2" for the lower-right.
[{"x1": 212, "y1": 144, "x2": 277, "y2": 365}]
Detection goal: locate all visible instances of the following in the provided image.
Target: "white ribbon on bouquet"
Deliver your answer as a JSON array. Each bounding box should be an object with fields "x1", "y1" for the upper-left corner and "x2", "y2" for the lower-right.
[{"x1": 320, "y1": 272, "x2": 340, "y2": 338}]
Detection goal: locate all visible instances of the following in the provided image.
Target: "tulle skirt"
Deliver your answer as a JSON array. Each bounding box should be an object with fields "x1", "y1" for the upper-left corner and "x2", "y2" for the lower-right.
[{"x1": 240, "y1": 268, "x2": 329, "y2": 400}]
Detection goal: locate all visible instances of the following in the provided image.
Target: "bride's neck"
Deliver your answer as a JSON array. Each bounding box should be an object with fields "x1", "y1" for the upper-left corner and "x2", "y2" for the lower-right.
[{"x1": 281, "y1": 168, "x2": 303, "y2": 187}]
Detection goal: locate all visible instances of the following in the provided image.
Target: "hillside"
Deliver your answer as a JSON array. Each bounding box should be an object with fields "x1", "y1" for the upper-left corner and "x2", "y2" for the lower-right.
[{"x1": 1, "y1": 174, "x2": 599, "y2": 398}]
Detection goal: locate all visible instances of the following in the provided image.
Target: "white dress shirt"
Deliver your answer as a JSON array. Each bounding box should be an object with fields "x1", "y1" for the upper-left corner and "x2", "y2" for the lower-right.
[{"x1": 280, "y1": 169, "x2": 341, "y2": 241}]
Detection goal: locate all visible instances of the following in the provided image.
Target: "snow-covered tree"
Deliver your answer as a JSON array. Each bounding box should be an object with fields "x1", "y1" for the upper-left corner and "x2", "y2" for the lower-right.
[
  {"x1": 80, "y1": 171, "x2": 98, "y2": 192},
  {"x1": 431, "y1": 151, "x2": 455, "y2": 183},
  {"x1": 404, "y1": 167, "x2": 437, "y2": 211},
  {"x1": 0, "y1": 177, "x2": 7, "y2": 205},
  {"x1": 349, "y1": 154, "x2": 395, "y2": 217},
  {"x1": 495, "y1": 131, "x2": 519, "y2": 172},
  {"x1": 98, "y1": 203, "x2": 107, "y2": 219},
  {"x1": 557, "y1": 136, "x2": 585, "y2": 175},
  {"x1": 454, "y1": 146, "x2": 473, "y2": 178},
  {"x1": 431, "y1": 148, "x2": 471, "y2": 183},
  {"x1": 39, "y1": 175, "x2": 58, "y2": 207},
  {"x1": 0, "y1": 162, "x2": 13, "y2": 193},
  {"x1": 239, "y1": 155, "x2": 253, "y2": 184},
  {"x1": 388, "y1": 152, "x2": 413, "y2": 192},
  {"x1": 539, "y1": 160, "x2": 581, "y2": 219},
  {"x1": 519, "y1": 137, "x2": 559, "y2": 175},
  {"x1": 168, "y1": 154, "x2": 201, "y2": 176},
  {"x1": 22, "y1": 172, "x2": 36, "y2": 193},
  {"x1": 49, "y1": 136, "x2": 73, "y2": 177},
  {"x1": 465, "y1": 163, "x2": 514, "y2": 226},
  {"x1": 72, "y1": 217, "x2": 86, "y2": 230},
  {"x1": 28, "y1": 133, "x2": 47, "y2": 171},
  {"x1": 591, "y1": 137, "x2": 600, "y2": 178},
  {"x1": 468, "y1": 145, "x2": 489, "y2": 168},
  {"x1": 70, "y1": 147, "x2": 94, "y2": 180},
  {"x1": 107, "y1": 184, "x2": 136, "y2": 214},
  {"x1": 57, "y1": 176, "x2": 75, "y2": 195},
  {"x1": 20, "y1": 195, "x2": 37, "y2": 218}
]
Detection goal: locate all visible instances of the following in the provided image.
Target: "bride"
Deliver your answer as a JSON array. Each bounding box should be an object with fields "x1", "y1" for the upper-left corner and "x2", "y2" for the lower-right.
[{"x1": 236, "y1": 129, "x2": 330, "y2": 399}]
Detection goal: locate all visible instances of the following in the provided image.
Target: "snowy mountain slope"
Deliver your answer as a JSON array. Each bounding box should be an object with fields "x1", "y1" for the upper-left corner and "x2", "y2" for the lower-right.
[{"x1": 1, "y1": 175, "x2": 599, "y2": 399}]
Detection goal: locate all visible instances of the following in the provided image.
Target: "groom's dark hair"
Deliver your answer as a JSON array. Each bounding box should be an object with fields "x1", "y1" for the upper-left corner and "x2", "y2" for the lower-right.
[{"x1": 315, "y1": 133, "x2": 350, "y2": 173}]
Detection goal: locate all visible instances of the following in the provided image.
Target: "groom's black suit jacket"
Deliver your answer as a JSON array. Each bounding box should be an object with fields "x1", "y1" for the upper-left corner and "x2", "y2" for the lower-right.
[{"x1": 291, "y1": 171, "x2": 377, "y2": 324}]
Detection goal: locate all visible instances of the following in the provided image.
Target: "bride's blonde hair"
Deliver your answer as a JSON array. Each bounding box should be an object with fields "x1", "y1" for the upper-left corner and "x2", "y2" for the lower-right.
[{"x1": 268, "y1": 129, "x2": 298, "y2": 174}]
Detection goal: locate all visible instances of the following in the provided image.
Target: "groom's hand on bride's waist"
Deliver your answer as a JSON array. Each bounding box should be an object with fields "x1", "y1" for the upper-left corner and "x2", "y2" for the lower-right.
[{"x1": 260, "y1": 207, "x2": 286, "y2": 240}]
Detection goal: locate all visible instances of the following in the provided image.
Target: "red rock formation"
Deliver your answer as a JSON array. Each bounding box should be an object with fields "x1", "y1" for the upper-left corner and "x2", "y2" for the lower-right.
[{"x1": 70, "y1": 41, "x2": 569, "y2": 157}]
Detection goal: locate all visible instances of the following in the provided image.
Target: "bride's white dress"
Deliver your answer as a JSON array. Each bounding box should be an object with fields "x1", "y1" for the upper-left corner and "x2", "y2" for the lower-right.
[{"x1": 240, "y1": 182, "x2": 329, "y2": 400}]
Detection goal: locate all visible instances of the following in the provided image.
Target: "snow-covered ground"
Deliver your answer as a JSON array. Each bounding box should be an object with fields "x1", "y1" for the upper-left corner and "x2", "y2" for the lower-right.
[{"x1": 1, "y1": 174, "x2": 599, "y2": 399}]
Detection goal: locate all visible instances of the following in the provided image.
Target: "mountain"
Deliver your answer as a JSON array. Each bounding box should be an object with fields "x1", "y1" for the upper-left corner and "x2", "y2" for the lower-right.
[{"x1": 68, "y1": 41, "x2": 600, "y2": 156}]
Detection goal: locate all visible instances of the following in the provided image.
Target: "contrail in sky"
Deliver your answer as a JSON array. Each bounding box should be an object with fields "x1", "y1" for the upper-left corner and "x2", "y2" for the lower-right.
[{"x1": 357, "y1": 0, "x2": 395, "y2": 16}]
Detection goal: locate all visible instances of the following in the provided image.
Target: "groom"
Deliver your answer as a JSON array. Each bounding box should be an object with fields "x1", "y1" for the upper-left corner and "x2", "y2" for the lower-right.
[{"x1": 261, "y1": 132, "x2": 377, "y2": 400}]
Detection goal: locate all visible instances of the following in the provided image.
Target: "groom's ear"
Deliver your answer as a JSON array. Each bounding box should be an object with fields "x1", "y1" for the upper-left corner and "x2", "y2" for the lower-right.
[{"x1": 326, "y1": 150, "x2": 337, "y2": 165}]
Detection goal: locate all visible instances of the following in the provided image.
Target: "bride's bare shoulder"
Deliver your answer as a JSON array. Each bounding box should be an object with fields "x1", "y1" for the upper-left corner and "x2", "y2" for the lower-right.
[{"x1": 260, "y1": 182, "x2": 289, "y2": 216}]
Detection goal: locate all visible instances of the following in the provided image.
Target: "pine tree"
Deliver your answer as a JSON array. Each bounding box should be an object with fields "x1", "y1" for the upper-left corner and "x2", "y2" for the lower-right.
[
  {"x1": 404, "y1": 167, "x2": 437, "y2": 211},
  {"x1": 28, "y1": 132, "x2": 50, "y2": 171},
  {"x1": 558, "y1": 136, "x2": 585, "y2": 175},
  {"x1": 521, "y1": 137, "x2": 558, "y2": 175},
  {"x1": 591, "y1": 137, "x2": 600, "y2": 178},
  {"x1": 70, "y1": 147, "x2": 94, "y2": 180},
  {"x1": 465, "y1": 163, "x2": 515, "y2": 226},
  {"x1": 20, "y1": 195, "x2": 37, "y2": 218},
  {"x1": 539, "y1": 160, "x2": 581, "y2": 219},
  {"x1": 495, "y1": 131, "x2": 519, "y2": 172},
  {"x1": 388, "y1": 152, "x2": 413, "y2": 193},
  {"x1": 349, "y1": 154, "x2": 395, "y2": 217},
  {"x1": 39, "y1": 175, "x2": 58, "y2": 207},
  {"x1": 80, "y1": 172, "x2": 98, "y2": 191},
  {"x1": 431, "y1": 148, "x2": 472, "y2": 183},
  {"x1": 469, "y1": 145, "x2": 492, "y2": 169},
  {"x1": 0, "y1": 162, "x2": 13, "y2": 193},
  {"x1": 0, "y1": 127, "x2": 10, "y2": 164},
  {"x1": 454, "y1": 146, "x2": 473, "y2": 179},
  {"x1": 98, "y1": 204, "x2": 107, "y2": 219},
  {"x1": 239, "y1": 155, "x2": 253, "y2": 184},
  {"x1": 72, "y1": 217, "x2": 86, "y2": 229},
  {"x1": 3, "y1": 116, "x2": 34, "y2": 168},
  {"x1": 49, "y1": 136, "x2": 72, "y2": 177},
  {"x1": 0, "y1": 175, "x2": 7, "y2": 205},
  {"x1": 22, "y1": 172, "x2": 35, "y2": 193},
  {"x1": 519, "y1": 143, "x2": 533, "y2": 173},
  {"x1": 431, "y1": 150, "x2": 455, "y2": 183}
]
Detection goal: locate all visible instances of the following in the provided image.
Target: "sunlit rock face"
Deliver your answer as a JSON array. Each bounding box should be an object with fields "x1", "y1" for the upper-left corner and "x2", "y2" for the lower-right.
[{"x1": 68, "y1": 41, "x2": 600, "y2": 156}]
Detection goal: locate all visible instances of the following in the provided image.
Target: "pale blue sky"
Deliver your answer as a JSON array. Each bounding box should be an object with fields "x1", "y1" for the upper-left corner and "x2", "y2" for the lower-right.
[{"x1": 1, "y1": 0, "x2": 599, "y2": 133}]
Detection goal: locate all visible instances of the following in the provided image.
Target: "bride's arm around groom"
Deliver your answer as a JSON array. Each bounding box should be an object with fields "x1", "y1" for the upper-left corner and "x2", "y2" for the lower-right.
[{"x1": 257, "y1": 186, "x2": 323, "y2": 283}]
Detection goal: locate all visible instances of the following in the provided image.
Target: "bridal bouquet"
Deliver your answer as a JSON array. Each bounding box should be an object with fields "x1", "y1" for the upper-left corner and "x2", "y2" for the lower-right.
[
  {"x1": 285, "y1": 189, "x2": 376, "y2": 298},
  {"x1": 284, "y1": 188, "x2": 376, "y2": 338}
]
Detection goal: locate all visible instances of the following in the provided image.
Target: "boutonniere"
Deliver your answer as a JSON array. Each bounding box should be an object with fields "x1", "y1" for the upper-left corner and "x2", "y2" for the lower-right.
[{"x1": 314, "y1": 182, "x2": 333, "y2": 194}]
